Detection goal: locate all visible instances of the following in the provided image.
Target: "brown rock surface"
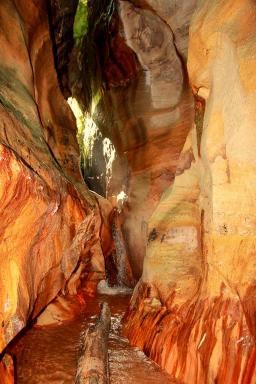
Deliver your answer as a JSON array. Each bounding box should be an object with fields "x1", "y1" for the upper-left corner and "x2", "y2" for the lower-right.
[
  {"x1": 124, "y1": 0, "x2": 256, "y2": 382},
  {"x1": 0, "y1": 354, "x2": 14, "y2": 384},
  {"x1": 1, "y1": 0, "x2": 256, "y2": 383},
  {"x1": 0, "y1": 0, "x2": 109, "y2": 367},
  {"x1": 84, "y1": 0, "x2": 196, "y2": 280}
]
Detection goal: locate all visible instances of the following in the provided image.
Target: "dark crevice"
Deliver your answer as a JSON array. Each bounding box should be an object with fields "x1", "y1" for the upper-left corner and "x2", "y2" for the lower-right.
[
  {"x1": 194, "y1": 95, "x2": 206, "y2": 157},
  {"x1": 47, "y1": 0, "x2": 79, "y2": 97}
]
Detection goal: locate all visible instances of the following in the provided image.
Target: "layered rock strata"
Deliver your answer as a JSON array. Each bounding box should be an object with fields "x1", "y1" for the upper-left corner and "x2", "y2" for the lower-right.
[
  {"x1": 78, "y1": 0, "x2": 196, "y2": 280},
  {"x1": 124, "y1": 1, "x2": 256, "y2": 382},
  {"x1": 0, "y1": 1, "x2": 111, "y2": 377}
]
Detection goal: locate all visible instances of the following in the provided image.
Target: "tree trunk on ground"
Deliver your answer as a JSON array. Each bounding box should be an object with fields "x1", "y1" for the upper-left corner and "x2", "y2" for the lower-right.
[{"x1": 76, "y1": 302, "x2": 111, "y2": 384}]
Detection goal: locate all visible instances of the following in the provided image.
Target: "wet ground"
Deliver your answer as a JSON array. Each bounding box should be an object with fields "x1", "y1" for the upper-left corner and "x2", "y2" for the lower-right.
[{"x1": 12, "y1": 291, "x2": 176, "y2": 383}]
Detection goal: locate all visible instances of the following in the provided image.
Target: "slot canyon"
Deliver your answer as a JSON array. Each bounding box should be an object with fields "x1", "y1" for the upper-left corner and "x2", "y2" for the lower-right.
[{"x1": 1, "y1": 0, "x2": 256, "y2": 383}]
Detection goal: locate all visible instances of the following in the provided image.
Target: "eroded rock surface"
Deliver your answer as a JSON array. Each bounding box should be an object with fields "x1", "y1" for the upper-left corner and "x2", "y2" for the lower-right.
[
  {"x1": 78, "y1": 0, "x2": 196, "y2": 280},
  {"x1": 124, "y1": 1, "x2": 256, "y2": 382},
  {"x1": 0, "y1": 0, "x2": 110, "y2": 368},
  {"x1": 2, "y1": 0, "x2": 256, "y2": 383}
]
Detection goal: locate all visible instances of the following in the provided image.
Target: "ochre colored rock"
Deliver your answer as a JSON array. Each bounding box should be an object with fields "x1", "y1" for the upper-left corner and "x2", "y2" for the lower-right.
[
  {"x1": 36, "y1": 294, "x2": 87, "y2": 326},
  {"x1": 65, "y1": 0, "x2": 196, "y2": 284},
  {"x1": 140, "y1": 128, "x2": 201, "y2": 306},
  {"x1": 86, "y1": 0, "x2": 196, "y2": 280},
  {"x1": 0, "y1": 354, "x2": 14, "y2": 384},
  {"x1": 0, "y1": 0, "x2": 110, "y2": 373},
  {"x1": 2, "y1": 0, "x2": 256, "y2": 383},
  {"x1": 124, "y1": 1, "x2": 256, "y2": 382}
]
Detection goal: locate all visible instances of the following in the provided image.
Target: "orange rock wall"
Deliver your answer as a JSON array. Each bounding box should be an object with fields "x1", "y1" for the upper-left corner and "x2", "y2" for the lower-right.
[
  {"x1": 0, "y1": 0, "x2": 109, "y2": 365},
  {"x1": 88, "y1": 0, "x2": 196, "y2": 280},
  {"x1": 0, "y1": 354, "x2": 14, "y2": 384},
  {"x1": 124, "y1": 1, "x2": 256, "y2": 383},
  {"x1": 1, "y1": 1, "x2": 256, "y2": 383}
]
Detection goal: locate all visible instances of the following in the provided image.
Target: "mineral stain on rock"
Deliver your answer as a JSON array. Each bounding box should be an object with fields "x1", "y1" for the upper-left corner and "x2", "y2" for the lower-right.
[
  {"x1": 1, "y1": 0, "x2": 256, "y2": 383},
  {"x1": 148, "y1": 228, "x2": 158, "y2": 243}
]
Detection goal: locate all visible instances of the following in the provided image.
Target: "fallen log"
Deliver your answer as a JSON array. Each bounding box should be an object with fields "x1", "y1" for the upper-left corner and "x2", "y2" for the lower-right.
[{"x1": 75, "y1": 302, "x2": 111, "y2": 384}]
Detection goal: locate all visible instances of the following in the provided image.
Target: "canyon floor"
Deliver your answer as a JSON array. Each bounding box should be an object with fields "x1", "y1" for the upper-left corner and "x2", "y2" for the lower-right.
[{"x1": 12, "y1": 291, "x2": 176, "y2": 383}]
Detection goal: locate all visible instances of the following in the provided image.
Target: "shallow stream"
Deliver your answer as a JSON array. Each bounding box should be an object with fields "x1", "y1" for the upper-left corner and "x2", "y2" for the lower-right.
[{"x1": 13, "y1": 290, "x2": 176, "y2": 383}]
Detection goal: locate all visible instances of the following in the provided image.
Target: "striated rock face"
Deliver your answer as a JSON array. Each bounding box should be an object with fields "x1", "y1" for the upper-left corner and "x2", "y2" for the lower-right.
[
  {"x1": 0, "y1": 0, "x2": 111, "y2": 368},
  {"x1": 124, "y1": 0, "x2": 256, "y2": 382},
  {"x1": 80, "y1": 0, "x2": 196, "y2": 281},
  {"x1": 0, "y1": 354, "x2": 14, "y2": 384},
  {"x1": 2, "y1": 0, "x2": 256, "y2": 382},
  {"x1": 115, "y1": 0, "x2": 196, "y2": 277}
]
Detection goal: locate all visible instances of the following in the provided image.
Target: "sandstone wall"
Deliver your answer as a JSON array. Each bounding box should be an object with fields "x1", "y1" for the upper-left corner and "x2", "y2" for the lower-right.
[
  {"x1": 0, "y1": 0, "x2": 110, "y2": 365},
  {"x1": 84, "y1": 0, "x2": 196, "y2": 280},
  {"x1": 124, "y1": 1, "x2": 256, "y2": 382}
]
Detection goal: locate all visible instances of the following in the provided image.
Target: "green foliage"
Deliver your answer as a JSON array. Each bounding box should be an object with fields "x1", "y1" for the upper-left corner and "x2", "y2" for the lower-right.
[
  {"x1": 71, "y1": 0, "x2": 116, "y2": 178},
  {"x1": 72, "y1": 0, "x2": 116, "y2": 111},
  {"x1": 73, "y1": 0, "x2": 88, "y2": 43}
]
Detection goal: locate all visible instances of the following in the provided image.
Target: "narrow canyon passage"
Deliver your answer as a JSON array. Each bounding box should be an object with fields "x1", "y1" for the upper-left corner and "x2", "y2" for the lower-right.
[
  {"x1": 2, "y1": 0, "x2": 256, "y2": 382},
  {"x1": 12, "y1": 291, "x2": 175, "y2": 384}
]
